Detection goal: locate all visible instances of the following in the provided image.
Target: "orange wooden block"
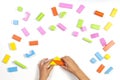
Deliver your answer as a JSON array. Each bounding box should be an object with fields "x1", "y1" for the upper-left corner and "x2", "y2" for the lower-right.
[
  {"x1": 103, "y1": 40, "x2": 115, "y2": 51},
  {"x1": 53, "y1": 60, "x2": 64, "y2": 66},
  {"x1": 29, "y1": 40, "x2": 38, "y2": 46},
  {"x1": 94, "y1": 10, "x2": 104, "y2": 17},
  {"x1": 51, "y1": 7, "x2": 58, "y2": 16},
  {"x1": 97, "y1": 64, "x2": 105, "y2": 73},
  {"x1": 12, "y1": 34, "x2": 22, "y2": 42}
]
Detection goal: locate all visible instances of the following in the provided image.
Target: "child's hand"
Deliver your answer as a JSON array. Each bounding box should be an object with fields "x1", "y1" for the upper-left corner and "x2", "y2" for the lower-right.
[
  {"x1": 61, "y1": 56, "x2": 80, "y2": 75},
  {"x1": 61, "y1": 56, "x2": 89, "y2": 80},
  {"x1": 38, "y1": 58, "x2": 54, "y2": 80}
]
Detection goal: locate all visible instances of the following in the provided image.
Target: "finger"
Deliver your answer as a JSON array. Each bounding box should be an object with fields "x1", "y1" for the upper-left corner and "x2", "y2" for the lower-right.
[
  {"x1": 61, "y1": 56, "x2": 68, "y2": 63},
  {"x1": 45, "y1": 59, "x2": 53, "y2": 66},
  {"x1": 48, "y1": 65, "x2": 54, "y2": 72},
  {"x1": 40, "y1": 58, "x2": 48, "y2": 66},
  {"x1": 61, "y1": 65, "x2": 68, "y2": 70}
]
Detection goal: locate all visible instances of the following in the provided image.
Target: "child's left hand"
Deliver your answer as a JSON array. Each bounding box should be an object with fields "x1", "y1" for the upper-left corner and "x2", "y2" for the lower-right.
[{"x1": 38, "y1": 58, "x2": 54, "y2": 80}]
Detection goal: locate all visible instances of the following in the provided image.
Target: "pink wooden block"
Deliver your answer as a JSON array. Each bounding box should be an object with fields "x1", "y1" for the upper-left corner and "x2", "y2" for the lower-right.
[
  {"x1": 59, "y1": 3, "x2": 73, "y2": 9},
  {"x1": 21, "y1": 27, "x2": 30, "y2": 37},
  {"x1": 81, "y1": 26, "x2": 87, "y2": 32},
  {"x1": 23, "y1": 12, "x2": 31, "y2": 21},
  {"x1": 57, "y1": 23, "x2": 67, "y2": 31},
  {"x1": 76, "y1": 5, "x2": 85, "y2": 14},
  {"x1": 72, "y1": 31, "x2": 79, "y2": 37},
  {"x1": 91, "y1": 33, "x2": 99, "y2": 38},
  {"x1": 37, "y1": 26, "x2": 46, "y2": 35},
  {"x1": 100, "y1": 38, "x2": 106, "y2": 47}
]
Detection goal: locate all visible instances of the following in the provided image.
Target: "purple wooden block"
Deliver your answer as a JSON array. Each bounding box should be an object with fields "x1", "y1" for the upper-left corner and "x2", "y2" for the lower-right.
[
  {"x1": 37, "y1": 26, "x2": 46, "y2": 35},
  {"x1": 76, "y1": 5, "x2": 85, "y2": 14},
  {"x1": 91, "y1": 33, "x2": 99, "y2": 38}
]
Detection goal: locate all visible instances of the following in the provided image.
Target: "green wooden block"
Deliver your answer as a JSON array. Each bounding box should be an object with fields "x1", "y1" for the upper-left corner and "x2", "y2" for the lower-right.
[
  {"x1": 91, "y1": 24, "x2": 100, "y2": 30},
  {"x1": 77, "y1": 19, "x2": 84, "y2": 28},
  {"x1": 82, "y1": 37, "x2": 92, "y2": 43},
  {"x1": 49, "y1": 25, "x2": 56, "y2": 31},
  {"x1": 36, "y1": 13, "x2": 45, "y2": 21},
  {"x1": 59, "y1": 11, "x2": 67, "y2": 18},
  {"x1": 13, "y1": 60, "x2": 27, "y2": 69},
  {"x1": 17, "y1": 6, "x2": 23, "y2": 12}
]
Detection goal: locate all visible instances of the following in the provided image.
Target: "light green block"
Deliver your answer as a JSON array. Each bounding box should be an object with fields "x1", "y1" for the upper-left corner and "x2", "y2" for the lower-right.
[
  {"x1": 36, "y1": 13, "x2": 45, "y2": 21},
  {"x1": 49, "y1": 25, "x2": 56, "y2": 31},
  {"x1": 59, "y1": 11, "x2": 67, "y2": 18},
  {"x1": 77, "y1": 19, "x2": 84, "y2": 28},
  {"x1": 82, "y1": 37, "x2": 92, "y2": 43},
  {"x1": 17, "y1": 6, "x2": 23, "y2": 12},
  {"x1": 13, "y1": 60, "x2": 27, "y2": 69},
  {"x1": 91, "y1": 24, "x2": 100, "y2": 30}
]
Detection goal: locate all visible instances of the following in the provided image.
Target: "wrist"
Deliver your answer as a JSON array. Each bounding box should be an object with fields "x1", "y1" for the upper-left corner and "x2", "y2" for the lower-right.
[
  {"x1": 39, "y1": 77, "x2": 47, "y2": 80},
  {"x1": 75, "y1": 70, "x2": 89, "y2": 80}
]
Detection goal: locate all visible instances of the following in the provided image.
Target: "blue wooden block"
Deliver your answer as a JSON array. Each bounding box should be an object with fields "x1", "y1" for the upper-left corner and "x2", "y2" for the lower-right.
[
  {"x1": 13, "y1": 20, "x2": 18, "y2": 25},
  {"x1": 25, "y1": 50, "x2": 35, "y2": 58},
  {"x1": 90, "y1": 58, "x2": 97, "y2": 64},
  {"x1": 95, "y1": 52, "x2": 103, "y2": 61},
  {"x1": 104, "y1": 67, "x2": 113, "y2": 74},
  {"x1": 7, "y1": 67, "x2": 18, "y2": 72}
]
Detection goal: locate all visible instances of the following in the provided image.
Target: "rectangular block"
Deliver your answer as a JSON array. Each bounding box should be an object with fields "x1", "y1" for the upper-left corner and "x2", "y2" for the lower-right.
[
  {"x1": 57, "y1": 23, "x2": 67, "y2": 31},
  {"x1": 95, "y1": 52, "x2": 103, "y2": 61},
  {"x1": 110, "y1": 8, "x2": 118, "y2": 17},
  {"x1": 97, "y1": 64, "x2": 105, "y2": 73},
  {"x1": 59, "y1": 11, "x2": 67, "y2": 18},
  {"x1": 29, "y1": 40, "x2": 38, "y2": 46},
  {"x1": 36, "y1": 12, "x2": 45, "y2": 21},
  {"x1": 77, "y1": 19, "x2": 84, "y2": 28},
  {"x1": 7, "y1": 67, "x2": 18, "y2": 72},
  {"x1": 81, "y1": 26, "x2": 87, "y2": 32},
  {"x1": 100, "y1": 38, "x2": 106, "y2": 47},
  {"x1": 53, "y1": 60, "x2": 64, "y2": 66},
  {"x1": 82, "y1": 37, "x2": 92, "y2": 43},
  {"x1": 103, "y1": 40, "x2": 115, "y2": 51},
  {"x1": 51, "y1": 7, "x2": 58, "y2": 16},
  {"x1": 104, "y1": 22, "x2": 112, "y2": 31},
  {"x1": 76, "y1": 5, "x2": 85, "y2": 14},
  {"x1": 13, "y1": 60, "x2": 27, "y2": 69},
  {"x1": 104, "y1": 67, "x2": 113, "y2": 74},
  {"x1": 9, "y1": 42, "x2": 16, "y2": 50},
  {"x1": 91, "y1": 24, "x2": 100, "y2": 30},
  {"x1": 72, "y1": 31, "x2": 79, "y2": 37},
  {"x1": 37, "y1": 26, "x2": 46, "y2": 35},
  {"x1": 21, "y1": 27, "x2": 30, "y2": 37},
  {"x1": 94, "y1": 10, "x2": 104, "y2": 17},
  {"x1": 91, "y1": 33, "x2": 99, "y2": 38},
  {"x1": 2, "y1": 54, "x2": 11, "y2": 64},
  {"x1": 59, "y1": 3, "x2": 73, "y2": 9},
  {"x1": 12, "y1": 34, "x2": 22, "y2": 42}
]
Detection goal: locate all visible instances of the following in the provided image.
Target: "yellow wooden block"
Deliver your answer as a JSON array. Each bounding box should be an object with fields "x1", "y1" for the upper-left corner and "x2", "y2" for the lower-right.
[
  {"x1": 110, "y1": 8, "x2": 118, "y2": 17},
  {"x1": 53, "y1": 56, "x2": 61, "y2": 60},
  {"x1": 9, "y1": 42, "x2": 16, "y2": 50},
  {"x1": 104, "y1": 22, "x2": 112, "y2": 31},
  {"x1": 50, "y1": 61, "x2": 56, "y2": 66},
  {"x1": 104, "y1": 54, "x2": 111, "y2": 60},
  {"x1": 2, "y1": 54, "x2": 11, "y2": 64}
]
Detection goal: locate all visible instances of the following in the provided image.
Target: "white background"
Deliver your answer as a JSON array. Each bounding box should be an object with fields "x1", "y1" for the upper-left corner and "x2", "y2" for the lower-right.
[{"x1": 0, "y1": 0, "x2": 120, "y2": 80}]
